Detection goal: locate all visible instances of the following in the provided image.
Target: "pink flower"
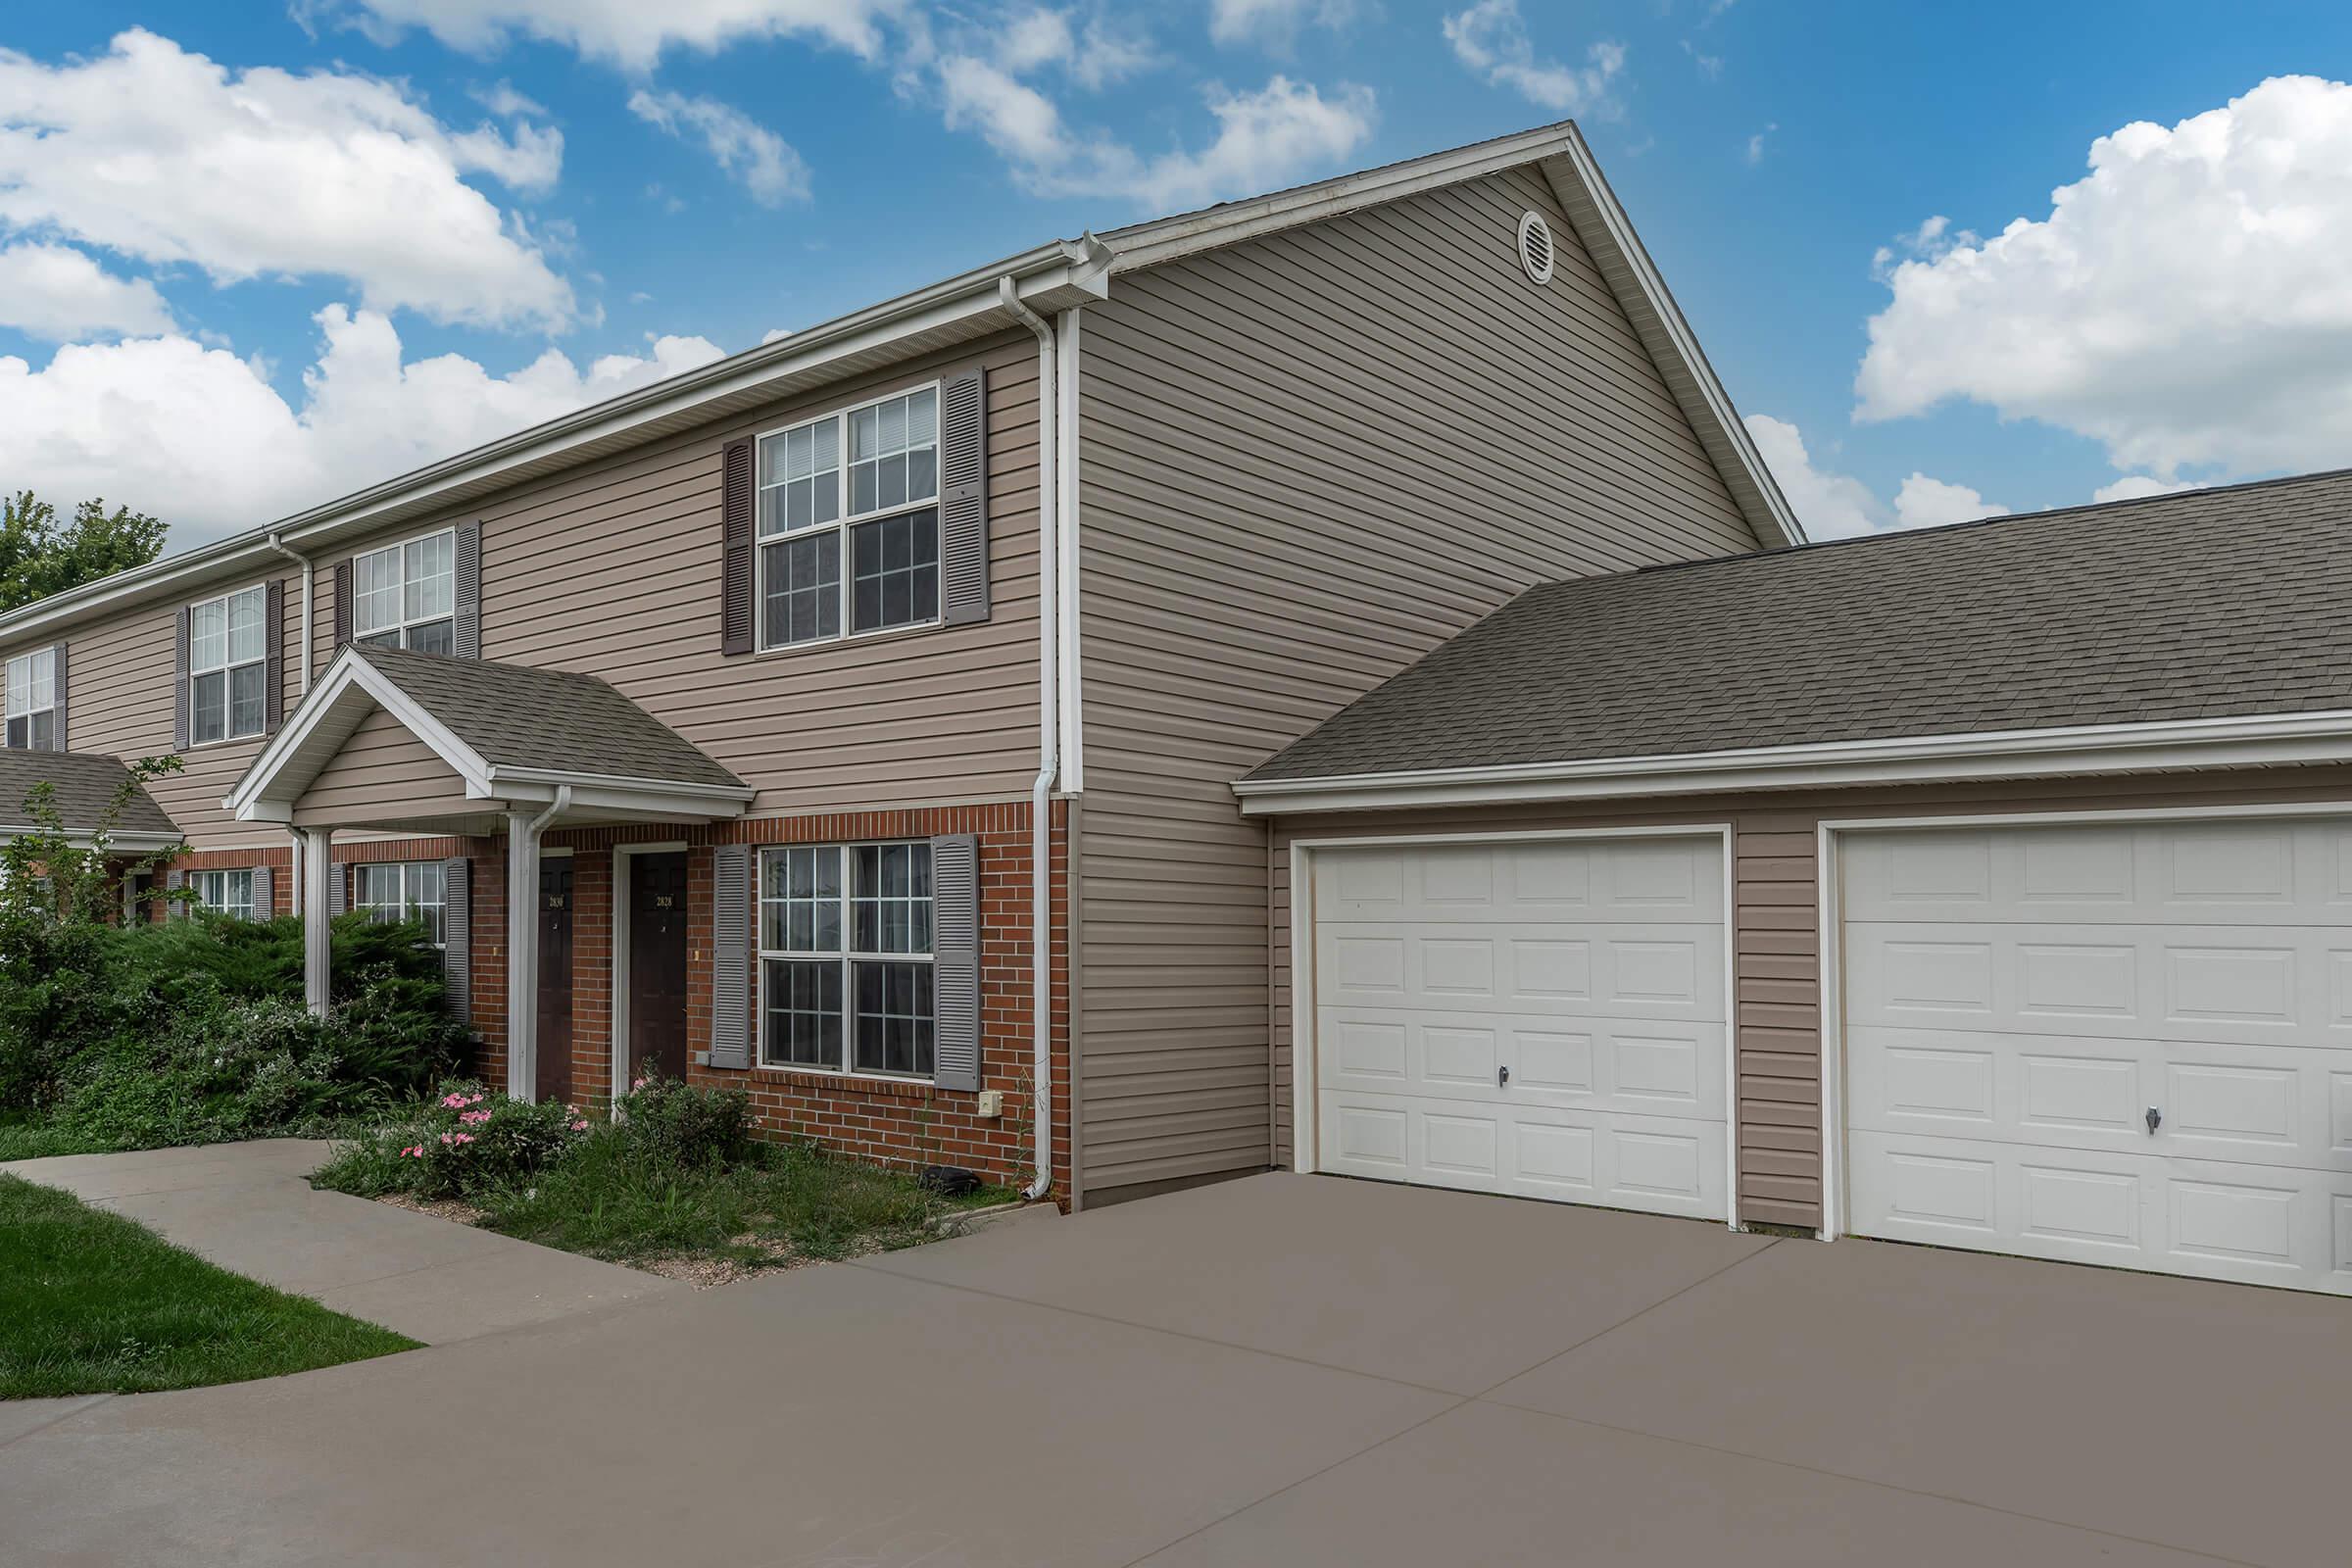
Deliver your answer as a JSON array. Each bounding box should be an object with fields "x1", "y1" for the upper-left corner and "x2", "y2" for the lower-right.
[
  {"x1": 440, "y1": 1093, "x2": 470, "y2": 1108},
  {"x1": 400, "y1": 1145, "x2": 423, "y2": 1158},
  {"x1": 569, "y1": 1119, "x2": 589, "y2": 1133},
  {"x1": 438, "y1": 1131, "x2": 476, "y2": 1147},
  {"x1": 631, "y1": 1077, "x2": 648, "y2": 1091},
  {"x1": 464, "y1": 1093, "x2": 484, "y2": 1106},
  {"x1": 459, "y1": 1109, "x2": 492, "y2": 1126}
]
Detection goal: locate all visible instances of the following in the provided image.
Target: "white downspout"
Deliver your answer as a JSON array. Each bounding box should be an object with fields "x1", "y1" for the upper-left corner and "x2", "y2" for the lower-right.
[
  {"x1": 266, "y1": 533, "x2": 316, "y2": 914},
  {"x1": 999, "y1": 274, "x2": 1058, "y2": 1203}
]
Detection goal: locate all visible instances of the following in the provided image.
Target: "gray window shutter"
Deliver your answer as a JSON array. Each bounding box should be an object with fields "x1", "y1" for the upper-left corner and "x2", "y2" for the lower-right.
[
  {"x1": 930, "y1": 832, "x2": 981, "y2": 1092},
  {"x1": 326, "y1": 859, "x2": 347, "y2": 917},
  {"x1": 331, "y1": 560, "x2": 352, "y2": 651},
  {"x1": 454, "y1": 522, "x2": 482, "y2": 659},
  {"x1": 710, "y1": 844, "x2": 753, "y2": 1068},
  {"x1": 166, "y1": 867, "x2": 186, "y2": 920},
  {"x1": 172, "y1": 607, "x2": 190, "y2": 752},
  {"x1": 264, "y1": 580, "x2": 285, "y2": 733},
  {"x1": 720, "y1": 438, "x2": 755, "y2": 656},
  {"x1": 939, "y1": 368, "x2": 991, "y2": 626},
  {"x1": 442, "y1": 858, "x2": 470, "y2": 1024},
  {"x1": 251, "y1": 865, "x2": 273, "y2": 921},
  {"x1": 48, "y1": 640, "x2": 67, "y2": 752}
]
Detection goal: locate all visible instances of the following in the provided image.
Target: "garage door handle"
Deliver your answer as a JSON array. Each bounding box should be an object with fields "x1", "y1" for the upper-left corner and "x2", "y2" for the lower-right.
[
  {"x1": 1498, "y1": 1065, "x2": 1510, "y2": 1088},
  {"x1": 2145, "y1": 1106, "x2": 2162, "y2": 1135}
]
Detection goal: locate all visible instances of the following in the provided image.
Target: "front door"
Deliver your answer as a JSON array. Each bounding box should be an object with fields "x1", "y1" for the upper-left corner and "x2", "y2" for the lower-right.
[
  {"x1": 536, "y1": 858, "x2": 574, "y2": 1105},
  {"x1": 628, "y1": 852, "x2": 690, "y2": 1085}
]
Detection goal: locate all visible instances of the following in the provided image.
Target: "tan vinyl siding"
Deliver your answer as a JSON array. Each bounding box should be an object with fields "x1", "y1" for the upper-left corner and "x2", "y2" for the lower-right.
[
  {"x1": 0, "y1": 571, "x2": 301, "y2": 851},
  {"x1": 293, "y1": 705, "x2": 473, "y2": 827},
  {"x1": 1266, "y1": 763, "x2": 2352, "y2": 1231},
  {"x1": 1075, "y1": 167, "x2": 1766, "y2": 1196}
]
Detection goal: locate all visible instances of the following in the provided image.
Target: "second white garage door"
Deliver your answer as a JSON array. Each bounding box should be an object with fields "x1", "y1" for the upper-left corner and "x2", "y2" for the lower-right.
[
  {"x1": 1842, "y1": 816, "x2": 2352, "y2": 1295},
  {"x1": 1308, "y1": 834, "x2": 1729, "y2": 1220}
]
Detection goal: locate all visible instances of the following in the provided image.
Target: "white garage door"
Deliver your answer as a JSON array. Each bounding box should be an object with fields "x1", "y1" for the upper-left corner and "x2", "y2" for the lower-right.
[
  {"x1": 1309, "y1": 835, "x2": 1729, "y2": 1219},
  {"x1": 1843, "y1": 817, "x2": 2352, "y2": 1294}
]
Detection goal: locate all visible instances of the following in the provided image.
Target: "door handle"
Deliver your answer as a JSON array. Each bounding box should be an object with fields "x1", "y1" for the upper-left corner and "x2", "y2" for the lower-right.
[
  {"x1": 2145, "y1": 1106, "x2": 2162, "y2": 1136},
  {"x1": 1498, "y1": 1065, "x2": 1510, "y2": 1088}
]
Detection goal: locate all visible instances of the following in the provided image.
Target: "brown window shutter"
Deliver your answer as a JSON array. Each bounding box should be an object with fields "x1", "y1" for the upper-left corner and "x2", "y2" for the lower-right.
[
  {"x1": 454, "y1": 522, "x2": 482, "y2": 659},
  {"x1": 331, "y1": 560, "x2": 352, "y2": 651},
  {"x1": 720, "y1": 438, "x2": 755, "y2": 656},
  {"x1": 442, "y1": 858, "x2": 471, "y2": 1024},
  {"x1": 326, "y1": 859, "x2": 347, "y2": 917},
  {"x1": 929, "y1": 833, "x2": 981, "y2": 1092},
  {"x1": 48, "y1": 640, "x2": 67, "y2": 752},
  {"x1": 250, "y1": 864, "x2": 274, "y2": 921},
  {"x1": 172, "y1": 607, "x2": 190, "y2": 752},
  {"x1": 165, "y1": 867, "x2": 186, "y2": 920},
  {"x1": 938, "y1": 367, "x2": 990, "y2": 625},
  {"x1": 709, "y1": 844, "x2": 753, "y2": 1067},
  {"x1": 264, "y1": 580, "x2": 285, "y2": 733}
]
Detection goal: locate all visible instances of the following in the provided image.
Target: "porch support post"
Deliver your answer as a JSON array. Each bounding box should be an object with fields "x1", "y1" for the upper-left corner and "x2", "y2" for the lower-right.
[
  {"x1": 300, "y1": 826, "x2": 333, "y2": 1017},
  {"x1": 506, "y1": 809, "x2": 541, "y2": 1102}
]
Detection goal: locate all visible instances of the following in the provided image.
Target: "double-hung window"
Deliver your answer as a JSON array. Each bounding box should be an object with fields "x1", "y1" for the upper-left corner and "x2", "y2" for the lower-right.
[
  {"x1": 353, "y1": 530, "x2": 457, "y2": 654},
  {"x1": 192, "y1": 869, "x2": 255, "y2": 921},
  {"x1": 4, "y1": 648, "x2": 55, "y2": 750},
  {"x1": 354, "y1": 861, "x2": 448, "y2": 949},
  {"x1": 756, "y1": 386, "x2": 941, "y2": 649},
  {"x1": 189, "y1": 587, "x2": 269, "y2": 744},
  {"x1": 758, "y1": 842, "x2": 935, "y2": 1076}
]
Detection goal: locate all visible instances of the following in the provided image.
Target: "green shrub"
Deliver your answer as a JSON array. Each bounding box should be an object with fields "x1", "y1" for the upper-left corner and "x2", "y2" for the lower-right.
[
  {"x1": 313, "y1": 1082, "x2": 588, "y2": 1200},
  {"x1": 608, "y1": 1071, "x2": 754, "y2": 1169}
]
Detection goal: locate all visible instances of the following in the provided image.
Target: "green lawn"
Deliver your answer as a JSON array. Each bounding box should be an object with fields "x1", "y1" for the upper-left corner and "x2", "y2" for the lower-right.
[{"x1": 0, "y1": 1175, "x2": 417, "y2": 1398}]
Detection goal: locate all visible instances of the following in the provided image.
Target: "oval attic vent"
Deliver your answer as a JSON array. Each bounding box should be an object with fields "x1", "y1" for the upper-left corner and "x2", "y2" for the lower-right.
[{"x1": 1517, "y1": 210, "x2": 1556, "y2": 285}]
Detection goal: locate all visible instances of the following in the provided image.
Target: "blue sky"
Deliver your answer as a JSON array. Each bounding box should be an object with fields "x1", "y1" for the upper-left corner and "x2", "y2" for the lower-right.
[{"x1": 5, "y1": 1, "x2": 2351, "y2": 549}]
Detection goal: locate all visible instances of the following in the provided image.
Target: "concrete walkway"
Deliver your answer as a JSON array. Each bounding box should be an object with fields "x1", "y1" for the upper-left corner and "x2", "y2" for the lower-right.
[
  {"x1": 4, "y1": 1171, "x2": 2342, "y2": 1566},
  {"x1": 3, "y1": 1138, "x2": 677, "y2": 1344}
]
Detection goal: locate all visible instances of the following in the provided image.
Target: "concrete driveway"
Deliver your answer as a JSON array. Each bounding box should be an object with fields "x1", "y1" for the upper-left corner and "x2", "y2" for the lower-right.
[{"x1": 4, "y1": 1172, "x2": 2341, "y2": 1567}]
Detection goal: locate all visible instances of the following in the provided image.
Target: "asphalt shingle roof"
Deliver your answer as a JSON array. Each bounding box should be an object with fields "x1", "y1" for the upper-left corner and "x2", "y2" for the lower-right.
[
  {"x1": 357, "y1": 647, "x2": 745, "y2": 791},
  {"x1": 1249, "y1": 467, "x2": 2352, "y2": 783},
  {"x1": 0, "y1": 750, "x2": 180, "y2": 837}
]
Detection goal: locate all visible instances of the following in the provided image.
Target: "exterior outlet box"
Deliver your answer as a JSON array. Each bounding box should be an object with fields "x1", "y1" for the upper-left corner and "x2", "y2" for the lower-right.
[{"x1": 976, "y1": 1090, "x2": 1004, "y2": 1118}]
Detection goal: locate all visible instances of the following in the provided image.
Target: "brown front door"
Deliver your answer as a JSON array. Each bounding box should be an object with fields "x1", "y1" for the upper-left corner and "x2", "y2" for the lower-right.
[
  {"x1": 536, "y1": 858, "x2": 574, "y2": 1105},
  {"x1": 628, "y1": 852, "x2": 690, "y2": 1085}
]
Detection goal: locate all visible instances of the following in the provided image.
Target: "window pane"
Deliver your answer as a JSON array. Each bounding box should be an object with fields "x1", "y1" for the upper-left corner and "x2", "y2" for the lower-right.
[
  {"x1": 851, "y1": 842, "x2": 933, "y2": 956},
  {"x1": 849, "y1": 460, "x2": 876, "y2": 516},
  {"x1": 229, "y1": 662, "x2": 267, "y2": 738},
  {"x1": 906, "y1": 387, "x2": 936, "y2": 448},
  {"x1": 358, "y1": 630, "x2": 402, "y2": 650},
  {"x1": 760, "y1": 533, "x2": 840, "y2": 648},
  {"x1": 29, "y1": 711, "x2": 54, "y2": 750},
  {"x1": 353, "y1": 549, "x2": 400, "y2": 636},
  {"x1": 405, "y1": 618, "x2": 456, "y2": 657},
  {"x1": 853, "y1": 959, "x2": 933, "y2": 1076},
  {"x1": 190, "y1": 600, "x2": 227, "y2": 672},
  {"x1": 406, "y1": 534, "x2": 454, "y2": 620},
  {"x1": 760, "y1": 846, "x2": 840, "y2": 954},
  {"x1": 192, "y1": 671, "x2": 226, "y2": 744},
  {"x1": 227, "y1": 588, "x2": 267, "y2": 664},
  {"x1": 762, "y1": 958, "x2": 844, "y2": 1069},
  {"x1": 5, "y1": 716, "x2": 24, "y2": 749},
  {"x1": 850, "y1": 511, "x2": 940, "y2": 633}
]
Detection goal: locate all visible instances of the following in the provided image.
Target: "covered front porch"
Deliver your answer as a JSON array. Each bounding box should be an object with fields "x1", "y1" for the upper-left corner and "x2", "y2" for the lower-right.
[{"x1": 223, "y1": 644, "x2": 753, "y2": 1102}]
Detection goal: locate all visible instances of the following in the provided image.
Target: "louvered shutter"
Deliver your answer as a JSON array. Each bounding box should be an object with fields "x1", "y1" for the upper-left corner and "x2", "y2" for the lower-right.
[
  {"x1": 250, "y1": 865, "x2": 273, "y2": 921},
  {"x1": 326, "y1": 859, "x2": 347, "y2": 917},
  {"x1": 166, "y1": 867, "x2": 186, "y2": 920},
  {"x1": 709, "y1": 845, "x2": 753, "y2": 1067},
  {"x1": 48, "y1": 640, "x2": 67, "y2": 752},
  {"x1": 331, "y1": 561, "x2": 352, "y2": 651},
  {"x1": 454, "y1": 522, "x2": 482, "y2": 659},
  {"x1": 441, "y1": 858, "x2": 471, "y2": 1024},
  {"x1": 264, "y1": 581, "x2": 285, "y2": 733},
  {"x1": 720, "y1": 438, "x2": 755, "y2": 656},
  {"x1": 929, "y1": 833, "x2": 981, "y2": 1092},
  {"x1": 938, "y1": 368, "x2": 991, "y2": 625},
  {"x1": 172, "y1": 608, "x2": 190, "y2": 752}
]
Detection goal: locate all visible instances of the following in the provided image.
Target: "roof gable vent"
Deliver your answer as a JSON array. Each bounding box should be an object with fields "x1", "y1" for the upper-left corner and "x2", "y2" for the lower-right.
[{"x1": 1516, "y1": 210, "x2": 1556, "y2": 285}]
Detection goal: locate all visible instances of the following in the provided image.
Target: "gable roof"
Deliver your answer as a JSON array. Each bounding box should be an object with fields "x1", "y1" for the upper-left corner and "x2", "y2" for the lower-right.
[
  {"x1": 225, "y1": 645, "x2": 751, "y2": 825},
  {"x1": 0, "y1": 750, "x2": 181, "y2": 844},
  {"x1": 1240, "y1": 467, "x2": 2352, "y2": 805},
  {"x1": 0, "y1": 122, "x2": 1795, "y2": 648}
]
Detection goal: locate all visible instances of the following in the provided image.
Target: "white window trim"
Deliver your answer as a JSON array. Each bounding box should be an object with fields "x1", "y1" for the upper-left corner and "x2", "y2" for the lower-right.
[
  {"x1": 185, "y1": 580, "x2": 271, "y2": 748},
  {"x1": 752, "y1": 380, "x2": 947, "y2": 656},
  {"x1": 353, "y1": 859, "x2": 448, "y2": 950},
  {"x1": 4, "y1": 647, "x2": 56, "y2": 750},
  {"x1": 192, "y1": 867, "x2": 258, "y2": 921},
  {"x1": 351, "y1": 525, "x2": 460, "y2": 652},
  {"x1": 754, "y1": 840, "x2": 939, "y2": 1082}
]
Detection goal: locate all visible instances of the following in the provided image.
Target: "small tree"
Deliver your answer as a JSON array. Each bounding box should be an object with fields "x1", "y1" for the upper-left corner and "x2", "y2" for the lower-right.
[{"x1": 0, "y1": 491, "x2": 168, "y2": 614}]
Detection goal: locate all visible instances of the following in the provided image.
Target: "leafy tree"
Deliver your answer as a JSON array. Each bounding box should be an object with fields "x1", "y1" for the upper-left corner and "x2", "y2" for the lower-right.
[{"x1": 0, "y1": 491, "x2": 168, "y2": 614}]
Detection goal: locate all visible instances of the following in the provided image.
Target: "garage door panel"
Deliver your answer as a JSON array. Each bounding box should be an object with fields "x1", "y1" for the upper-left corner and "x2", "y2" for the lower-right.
[
  {"x1": 1319, "y1": 838, "x2": 1724, "y2": 923},
  {"x1": 1319, "y1": 1005, "x2": 1728, "y2": 1120},
  {"x1": 1318, "y1": 919, "x2": 1724, "y2": 1022}
]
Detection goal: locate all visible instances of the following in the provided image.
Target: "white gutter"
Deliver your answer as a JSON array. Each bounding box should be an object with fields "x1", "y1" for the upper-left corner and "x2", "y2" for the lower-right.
[
  {"x1": 1232, "y1": 708, "x2": 2352, "y2": 815},
  {"x1": 264, "y1": 533, "x2": 316, "y2": 693},
  {"x1": 999, "y1": 275, "x2": 1059, "y2": 1203}
]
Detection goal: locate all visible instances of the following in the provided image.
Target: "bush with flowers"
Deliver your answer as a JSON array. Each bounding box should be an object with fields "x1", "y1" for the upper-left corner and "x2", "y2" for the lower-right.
[{"x1": 314, "y1": 1080, "x2": 590, "y2": 1200}]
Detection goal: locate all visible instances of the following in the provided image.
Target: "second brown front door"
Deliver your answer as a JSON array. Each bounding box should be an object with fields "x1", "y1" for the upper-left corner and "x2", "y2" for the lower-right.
[
  {"x1": 536, "y1": 858, "x2": 574, "y2": 1105},
  {"x1": 628, "y1": 852, "x2": 690, "y2": 1085}
]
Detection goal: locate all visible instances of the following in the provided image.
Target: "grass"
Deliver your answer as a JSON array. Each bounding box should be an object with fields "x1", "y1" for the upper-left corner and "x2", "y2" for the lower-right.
[
  {"x1": 0, "y1": 1117, "x2": 115, "y2": 1162},
  {"x1": 0, "y1": 1174, "x2": 418, "y2": 1398}
]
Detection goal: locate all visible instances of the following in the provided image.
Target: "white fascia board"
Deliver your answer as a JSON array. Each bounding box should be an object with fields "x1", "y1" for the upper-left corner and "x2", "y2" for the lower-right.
[
  {"x1": 1232, "y1": 709, "x2": 2352, "y2": 815},
  {"x1": 483, "y1": 767, "x2": 755, "y2": 818},
  {"x1": 223, "y1": 647, "x2": 492, "y2": 819},
  {"x1": 0, "y1": 828, "x2": 183, "y2": 853}
]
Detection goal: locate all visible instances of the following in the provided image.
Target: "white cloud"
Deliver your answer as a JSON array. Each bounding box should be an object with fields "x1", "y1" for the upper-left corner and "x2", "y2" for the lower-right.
[
  {"x1": 938, "y1": 68, "x2": 1374, "y2": 210},
  {"x1": 2092, "y1": 474, "x2": 2206, "y2": 505},
  {"x1": 1209, "y1": 0, "x2": 1358, "y2": 52},
  {"x1": 627, "y1": 90, "x2": 809, "y2": 207},
  {"x1": 305, "y1": 0, "x2": 903, "y2": 72},
  {"x1": 994, "y1": 7, "x2": 1155, "y2": 89},
  {"x1": 1892, "y1": 472, "x2": 2008, "y2": 529},
  {"x1": 1744, "y1": 122, "x2": 1776, "y2": 165},
  {"x1": 0, "y1": 308, "x2": 726, "y2": 544},
  {"x1": 0, "y1": 243, "x2": 175, "y2": 342},
  {"x1": 1443, "y1": 0, "x2": 1625, "y2": 117},
  {"x1": 1857, "y1": 75, "x2": 2352, "y2": 479},
  {"x1": 0, "y1": 29, "x2": 572, "y2": 330},
  {"x1": 470, "y1": 79, "x2": 550, "y2": 119}
]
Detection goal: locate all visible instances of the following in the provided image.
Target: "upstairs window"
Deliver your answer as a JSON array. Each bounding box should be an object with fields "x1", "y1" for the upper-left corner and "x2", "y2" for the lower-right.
[
  {"x1": 4, "y1": 648, "x2": 55, "y2": 750},
  {"x1": 758, "y1": 841, "x2": 935, "y2": 1076},
  {"x1": 756, "y1": 385, "x2": 941, "y2": 650},
  {"x1": 189, "y1": 587, "x2": 269, "y2": 744},
  {"x1": 192, "y1": 869, "x2": 255, "y2": 921},
  {"x1": 354, "y1": 530, "x2": 457, "y2": 655},
  {"x1": 355, "y1": 860, "x2": 447, "y2": 949}
]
